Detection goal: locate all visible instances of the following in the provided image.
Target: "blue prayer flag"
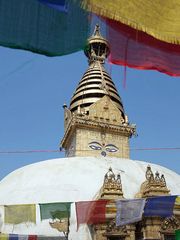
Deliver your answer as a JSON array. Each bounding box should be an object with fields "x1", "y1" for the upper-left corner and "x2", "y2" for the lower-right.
[
  {"x1": 9, "y1": 234, "x2": 18, "y2": 240},
  {"x1": 38, "y1": 0, "x2": 68, "y2": 12},
  {"x1": 144, "y1": 195, "x2": 177, "y2": 217}
]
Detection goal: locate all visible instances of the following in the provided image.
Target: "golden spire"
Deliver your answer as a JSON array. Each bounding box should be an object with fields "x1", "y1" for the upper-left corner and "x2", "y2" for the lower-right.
[{"x1": 69, "y1": 24, "x2": 125, "y2": 117}]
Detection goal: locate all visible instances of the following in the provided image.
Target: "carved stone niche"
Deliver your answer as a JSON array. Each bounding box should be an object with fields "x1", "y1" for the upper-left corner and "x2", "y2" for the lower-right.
[
  {"x1": 105, "y1": 218, "x2": 128, "y2": 239},
  {"x1": 136, "y1": 165, "x2": 170, "y2": 198},
  {"x1": 161, "y1": 216, "x2": 180, "y2": 234}
]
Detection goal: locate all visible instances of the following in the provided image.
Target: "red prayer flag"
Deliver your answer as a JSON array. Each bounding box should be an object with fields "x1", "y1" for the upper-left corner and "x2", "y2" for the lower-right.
[
  {"x1": 28, "y1": 235, "x2": 37, "y2": 240},
  {"x1": 75, "y1": 200, "x2": 108, "y2": 229},
  {"x1": 104, "y1": 17, "x2": 180, "y2": 77}
]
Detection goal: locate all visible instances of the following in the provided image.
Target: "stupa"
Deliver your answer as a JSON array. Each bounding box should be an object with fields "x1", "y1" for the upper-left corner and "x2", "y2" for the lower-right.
[{"x1": 0, "y1": 25, "x2": 179, "y2": 240}]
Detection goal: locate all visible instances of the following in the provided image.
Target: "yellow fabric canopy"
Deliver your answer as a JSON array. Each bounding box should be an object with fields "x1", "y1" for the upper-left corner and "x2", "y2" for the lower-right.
[{"x1": 81, "y1": 0, "x2": 180, "y2": 44}]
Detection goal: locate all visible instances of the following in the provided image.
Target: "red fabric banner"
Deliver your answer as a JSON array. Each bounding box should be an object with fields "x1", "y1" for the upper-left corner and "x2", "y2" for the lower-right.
[
  {"x1": 104, "y1": 18, "x2": 180, "y2": 77},
  {"x1": 75, "y1": 200, "x2": 108, "y2": 229}
]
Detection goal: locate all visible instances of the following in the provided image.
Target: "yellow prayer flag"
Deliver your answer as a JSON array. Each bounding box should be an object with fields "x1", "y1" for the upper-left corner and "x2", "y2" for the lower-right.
[
  {"x1": 0, "y1": 234, "x2": 8, "y2": 240},
  {"x1": 176, "y1": 196, "x2": 180, "y2": 204},
  {"x1": 81, "y1": 0, "x2": 180, "y2": 44},
  {"x1": 5, "y1": 204, "x2": 36, "y2": 224}
]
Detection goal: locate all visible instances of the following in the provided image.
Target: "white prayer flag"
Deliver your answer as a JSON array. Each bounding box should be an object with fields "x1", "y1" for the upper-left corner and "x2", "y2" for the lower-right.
[
  {"x1": 116, "y1": 199, "x2": 146, "y2": 226},
  {"x1": 18, "y1": 235, "x2": 29, "y2": 240}
]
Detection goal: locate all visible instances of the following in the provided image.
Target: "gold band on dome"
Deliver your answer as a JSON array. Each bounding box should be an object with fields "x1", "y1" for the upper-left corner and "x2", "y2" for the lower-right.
[{"x1": 81, "y1": 0, "x2": 180, "y2": 44}]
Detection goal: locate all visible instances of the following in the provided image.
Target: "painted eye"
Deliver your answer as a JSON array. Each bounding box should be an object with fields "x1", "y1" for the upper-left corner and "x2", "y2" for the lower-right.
[
  {"x1": 89, "y1": 141, "x2": 102, "y2": 151},
  {"x1": 89, "y1": 145, "x2": 101, "y2": 150},
  {"x1": 105, "y1": 144, "x2": 119, "y2": 153}
]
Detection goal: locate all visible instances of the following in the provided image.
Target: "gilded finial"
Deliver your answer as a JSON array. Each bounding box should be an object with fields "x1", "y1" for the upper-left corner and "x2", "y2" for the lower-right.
[
  {"x1": 84, "y1": 24, "x2": 110, "y2": 64},
  {"x1": 93, "y1": 24, "x2": 101, "y2": 37}
]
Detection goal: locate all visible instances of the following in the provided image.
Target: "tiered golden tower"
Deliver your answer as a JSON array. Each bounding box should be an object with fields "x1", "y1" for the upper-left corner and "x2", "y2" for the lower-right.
[{"x1": 61, "y1": 25, "x2": 136, "y2": 158}]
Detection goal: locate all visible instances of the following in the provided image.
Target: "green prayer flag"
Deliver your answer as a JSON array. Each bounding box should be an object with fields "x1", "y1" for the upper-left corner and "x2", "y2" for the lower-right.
[
  {"x1": 39, "y1": 202, "x2": 71, "y2": 220},
  {"x1": 176, "y1": 229, "x2": 180, "y2": 240},
  {"x1": 0, "y1": 0, "x2": 90, "y2": 56},
  {"x1": 4, "y1": 204, "x2": 36, "y2": 224}
]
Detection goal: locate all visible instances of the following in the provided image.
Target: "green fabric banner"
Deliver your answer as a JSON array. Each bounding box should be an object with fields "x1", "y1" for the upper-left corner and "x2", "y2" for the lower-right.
[
  {"x1": 0, "y1": 0, "x2": 90, "y2": 56},
  {"x1": 39, "y1": 202, "x2": 71, "y2": 220},
  {"x1": 4, "y1": 204, "x2": 36, "y2": 224}
]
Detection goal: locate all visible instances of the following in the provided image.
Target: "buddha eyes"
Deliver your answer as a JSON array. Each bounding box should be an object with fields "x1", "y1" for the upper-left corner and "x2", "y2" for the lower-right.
[
  {"x1": 105, "y1": 144, "x2": 119, "y2": 153},
  {"x1": 88, "y1": 142, "x2": 119, "y2": 153},
  {"x1": 88, "y1": 142, "x2": 102, "y2": 150}
]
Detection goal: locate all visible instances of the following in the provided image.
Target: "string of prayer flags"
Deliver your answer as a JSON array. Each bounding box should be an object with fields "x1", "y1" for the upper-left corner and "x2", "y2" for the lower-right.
[
  {"x1": 175, "y1": 229, "x2": 180, "y2": 240},
  {"x1": 0, "y1": 235, "x2": 65, "y2": 240},
  {"x1": 81, "y1": 0, "x2": 180, "y2": 44},
  {"x1": 144, "y1": 195, "x2": 177, "y2": 217},
  {"x1": 116, "y1": 199, "x2": 146, "y2": 226},
  {"x1": 4, "y1": 204, "x2": 36, "y2": 224},
  {"x1": 75, "y1": 200, "x2": 108, "y2": 229},
  {"x1": 81, "y1": 0, "x2": 180, "y2": 76},
  {"x1": 38, "y1": 0, "x2": 68, "y2": 12},
  {"x1": 0, "y1": 0, "x2": 90, "y2": 57}
]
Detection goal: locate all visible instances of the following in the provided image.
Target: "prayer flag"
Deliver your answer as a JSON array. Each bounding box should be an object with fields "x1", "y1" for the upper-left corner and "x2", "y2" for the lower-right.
[
  {"x1": 0, "y1": 0, "x2": 89, "y2": 56},
  {"x1": 37, "y1": 236, "x2": 65, "y2": 240},
  {"x1": 104, "y1": 18, "x2": 180, "y2": 77},
  {"x1": 40, "y1": 202, "x2": 71, "y2": 233},
  {"x1": 176, "y1": 229, "x2": 180, "y2": 240},
  {"x1": 81, "y1": 0, "x2": 180, "y2": 44},
  {"x1": 144, "y1": 195, "x2": 177, "y2": 217},
  {"x1": 39, "y1": 202, "x2": 71, "y2": 220},
  {"x1": 18, "y1": 236, "x2": 28, "y2": 240},
  {"x1": 38, "y1": 0, "x2": 68, "y2": 12},
  {"x1": 0, "y1": 234, "x2": 8, "y2": 240},
  {"x1": 176, "y1": 196, "x2": 180, "y2": 204},
  {"x1": 4, "y1": 204, "x2": 36, "y2": 224},
  {"x1": 75, "y1": 200, "x2": 108, "y2": 229},
  {"x1": 116, "y1": 199, "x2": 146, "y2": 226},
  {"x1": 9, "y1": 235, "x2": 18, "y2": 240},
  {"x1": 28, "y1": 236, "x2": 37, "y2": 240}
]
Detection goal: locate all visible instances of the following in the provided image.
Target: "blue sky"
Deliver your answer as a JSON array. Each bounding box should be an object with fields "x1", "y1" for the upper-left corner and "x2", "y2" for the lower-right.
[{"x1": 0, "y1": 44, "x2": 180, "y2": 180}]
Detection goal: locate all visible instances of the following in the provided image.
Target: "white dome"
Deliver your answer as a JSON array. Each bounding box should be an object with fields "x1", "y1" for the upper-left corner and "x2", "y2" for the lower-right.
[{"x1": 0, "y1": 157, "x2": 179, "y2": 239}]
